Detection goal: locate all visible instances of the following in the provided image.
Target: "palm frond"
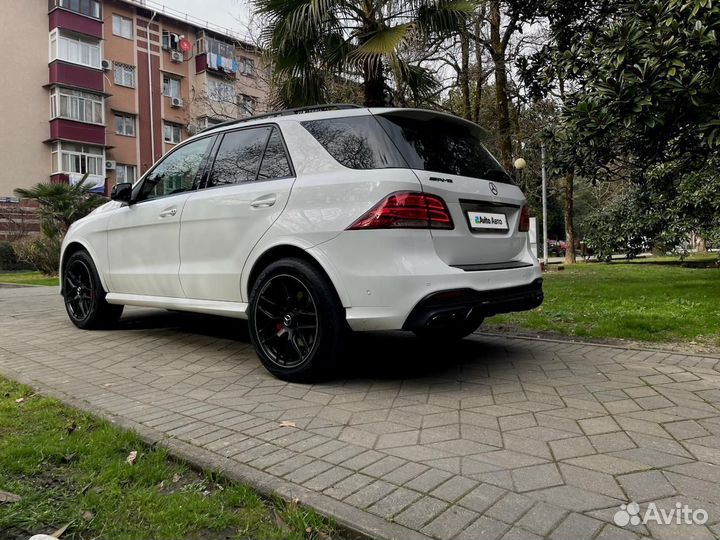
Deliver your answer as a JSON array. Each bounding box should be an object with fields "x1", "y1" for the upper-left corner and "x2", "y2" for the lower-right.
[
  {"x1": 349, "y1": 23, "x2": 414, "y2": 63},
  {"x1": 417, "y1": 0, "x2": 474, "y2": 34}
]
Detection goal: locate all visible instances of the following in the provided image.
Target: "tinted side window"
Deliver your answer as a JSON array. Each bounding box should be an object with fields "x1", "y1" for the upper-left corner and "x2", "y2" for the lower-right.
[
  {"x1": 137, "y1": 137, "x2": 212, "y2": 201},
  {"x1": 258, "y1": 128, "x2": 292, "y2": 180},
  {"x1": 209, "y1": 127, "x2": 271, "y2": 186},
  {"x1": 302, "y1": 116, "x2": 406, "y2": 170}
]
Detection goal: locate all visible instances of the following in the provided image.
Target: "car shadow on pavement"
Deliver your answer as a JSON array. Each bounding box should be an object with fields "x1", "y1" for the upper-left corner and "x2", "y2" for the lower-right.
[
  {"x1": 114, "y1": 308, "x2": 516, "y2": 381},
  {"x1": 116, "y1": 308, "x2": 252, "y2": 341}
]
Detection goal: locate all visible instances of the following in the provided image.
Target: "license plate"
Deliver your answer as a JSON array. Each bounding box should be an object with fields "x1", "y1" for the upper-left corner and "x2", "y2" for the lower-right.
[{"x1": 468, "y1": 211, "x2": 508, "y2": 230}]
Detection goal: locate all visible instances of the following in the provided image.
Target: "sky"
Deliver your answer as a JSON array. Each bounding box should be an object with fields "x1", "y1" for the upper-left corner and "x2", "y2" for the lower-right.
[{"x1": 163, "y1": 0, "x2": 251, "y2": 35}]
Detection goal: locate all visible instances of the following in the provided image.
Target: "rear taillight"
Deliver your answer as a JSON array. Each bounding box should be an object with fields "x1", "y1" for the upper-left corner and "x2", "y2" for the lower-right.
[
  {"x1": 347, "y1": 192, "x2": 454, "y2": 230},
  {"x1": 519, "y1": 206, "x2": 530, "y2": 232}
]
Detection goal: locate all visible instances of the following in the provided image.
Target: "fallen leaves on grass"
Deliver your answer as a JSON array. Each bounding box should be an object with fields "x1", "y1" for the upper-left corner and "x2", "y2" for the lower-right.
[
  {"x1": 51, "y1": 522, "x2": 71, "y2": 537},
  {"x1": 272, "y1": 509, "x2": 290, "y2": 532},
  {"x1": 126, "y1": 451, "x2": 138, "y2": 465},
  {"x1": 0, "y1": 490, "x2": 21, "y2": 503}
]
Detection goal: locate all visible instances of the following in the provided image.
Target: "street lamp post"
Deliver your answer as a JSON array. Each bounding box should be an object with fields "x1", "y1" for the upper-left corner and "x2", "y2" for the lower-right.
[{"x1": 541, "y1": 143, "x2": 549, "y2": 266}]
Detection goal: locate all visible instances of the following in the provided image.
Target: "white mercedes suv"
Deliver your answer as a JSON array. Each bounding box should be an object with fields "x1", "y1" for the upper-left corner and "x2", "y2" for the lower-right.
[{"x1": 61, "y1": 105, "x2": 543, "y2": 381}]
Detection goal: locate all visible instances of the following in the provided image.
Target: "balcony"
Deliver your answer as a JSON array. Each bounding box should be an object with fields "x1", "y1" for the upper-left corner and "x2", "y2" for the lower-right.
[
  {"x1": 49, "y1": 8, "x2": 102, "y2": 39},
  {"x1": 48, "y1": 0, "x2": 102, "y2": 20},
  {"x1": 49, "y1": 119, "x2": 105, "y2": 146},
  {"x1": 49, "y1": 62, "x2": 104, "y2": 92}
]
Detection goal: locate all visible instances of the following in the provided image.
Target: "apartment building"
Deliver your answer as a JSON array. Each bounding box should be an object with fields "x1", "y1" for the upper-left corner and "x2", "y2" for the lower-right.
[{"x1": 0, "y1": 0, "x2": 269, "y2": 199}]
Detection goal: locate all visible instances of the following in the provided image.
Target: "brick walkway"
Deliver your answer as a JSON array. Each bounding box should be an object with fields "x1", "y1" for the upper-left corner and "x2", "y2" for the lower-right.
[{"x1": 2, "y1": 287, "x2": 720, "y2": 540}]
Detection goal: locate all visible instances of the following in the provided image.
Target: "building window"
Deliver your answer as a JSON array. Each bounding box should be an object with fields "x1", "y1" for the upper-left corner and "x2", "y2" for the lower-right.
[
  {"x1": 162, "y1": 76, "x2": 181, "y2": 99},
  {"x1": 114, "y1": 63, "x2": 136, "y2": 88},
  {"x1": 49, "y1": 29, "x2": 101, "y2": 69},
  {"x1": 50, "y1": 87, "x2": 104, "y2": 125},
  {"x1": 208, "y1": 79, "x2": 235, "y2": 102},
  {"x1": 162, "y1": 31, "x2": 181, "y2": 51},
  {"x1": 202, "y1": 117, "x2": 223, "y2": 130},
  {"x1": 112, "y1": 15, "x2": 133, "y2": 40},
  {"x1": 239, "y1": 57, "x2": 255, "y2": 76},
  {"x1": 116, "y1": 164, "x2": 137, "y2": 184},
  {"x1": 114, "y1": 113, "x2": 135, "y2": 136},
  {"x1": 51, "y1": 142, "x2": 104, "y2": 175},
  {"x1": 239, "y1": 94, "x2": 256, "y2": 117},
  {"x1": 51, "y1": 0, "x2": 101, "y2": 19},
  {"x1": 163, "y1": 122, "x2": 182, "y2": 144}
]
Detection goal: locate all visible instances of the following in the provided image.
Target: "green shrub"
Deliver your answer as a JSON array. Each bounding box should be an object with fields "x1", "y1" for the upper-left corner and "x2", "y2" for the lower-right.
[
  {"x1": 13, "y1": 235, "x2": 61, "y2": 276},
  {"x1": 12, "y1": 179, "x2": 105, "y2": 277},
  {"x1": 0, "y1": 241, "x2": 33, "y2": 272}
]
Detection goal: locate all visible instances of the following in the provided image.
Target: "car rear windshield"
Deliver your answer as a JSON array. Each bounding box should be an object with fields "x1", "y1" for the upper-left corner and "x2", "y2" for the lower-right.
[{"x1": 302, "y1": 114, "x2": 513, "y2": 184}]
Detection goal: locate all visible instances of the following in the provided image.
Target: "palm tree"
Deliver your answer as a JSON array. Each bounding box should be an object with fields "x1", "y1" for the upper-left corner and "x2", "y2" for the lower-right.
[
  {"x1": 255, "y1": 0, "x2": 471, "y2": 107},
  {"x1": 14, "y1": 177, "x2": 105, "y2": 238}
]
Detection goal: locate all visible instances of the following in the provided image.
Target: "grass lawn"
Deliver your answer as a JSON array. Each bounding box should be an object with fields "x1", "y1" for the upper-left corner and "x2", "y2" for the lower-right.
[
  {"x1": 0, "y1": 377, "x2": 338, "y2": 540},
  {"x1": 0, "y1": 272, "x2": 59, "y2": 287},
  {"x1": 486, "y1": 255, "x2": 720, "y2": 348}
]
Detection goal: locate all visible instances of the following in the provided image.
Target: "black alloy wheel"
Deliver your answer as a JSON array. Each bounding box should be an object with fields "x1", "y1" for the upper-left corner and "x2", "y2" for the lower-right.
[
  {"x1": 254, "y1": 274, "x2": 319, "y2": 369},
  {"x1": 248, "y1": 257, "x2": 346, "y2": 382},
  {"x1": 64, "y1": 258, "x2": 95, "y2": 322},
  {"x1": 62, "y1": 250, "x2": 123, "y2": 329}
]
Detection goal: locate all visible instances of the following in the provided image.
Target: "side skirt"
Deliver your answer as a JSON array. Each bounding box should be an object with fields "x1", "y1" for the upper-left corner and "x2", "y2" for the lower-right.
[{"x1": 105, "y1": 293, "x2": 248, "y2": 319}]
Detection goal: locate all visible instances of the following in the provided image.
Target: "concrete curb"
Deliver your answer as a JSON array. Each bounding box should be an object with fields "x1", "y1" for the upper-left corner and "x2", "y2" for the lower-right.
[
  {"x1": 479, "y1": 330, "x2": 720, "y2": 361},
  {"x1": 0, "y1": 363, "x2": 432, "y2": 540}
]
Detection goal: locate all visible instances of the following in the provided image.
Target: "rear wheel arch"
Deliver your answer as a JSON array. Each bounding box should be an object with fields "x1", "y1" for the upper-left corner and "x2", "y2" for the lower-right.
[{"x1": 245, "y1": 245, "x2": 348, "y2": 307}]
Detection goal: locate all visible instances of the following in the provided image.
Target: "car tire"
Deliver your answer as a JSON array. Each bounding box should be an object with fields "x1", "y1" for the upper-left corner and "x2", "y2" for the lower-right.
[
  {"x1": 248, "y1": 257, "x2": 346, "y2": 382},
  {"x1": 63, "y1": 250, "x2": 123, "y2": 330},
  {"x1": 413, "y1": 319, "x2": 483, "y2": 341}
]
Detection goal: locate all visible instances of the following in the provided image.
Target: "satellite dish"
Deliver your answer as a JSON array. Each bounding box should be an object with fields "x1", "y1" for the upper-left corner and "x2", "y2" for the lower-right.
[{"x1": 179, "y1": 38, "x2": 192, "y2": 53}]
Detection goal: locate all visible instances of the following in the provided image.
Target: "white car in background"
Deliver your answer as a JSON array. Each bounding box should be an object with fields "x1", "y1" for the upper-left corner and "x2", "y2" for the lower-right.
[{"x1": 60, "y1": 105, "x2": 543, "y2": 381}]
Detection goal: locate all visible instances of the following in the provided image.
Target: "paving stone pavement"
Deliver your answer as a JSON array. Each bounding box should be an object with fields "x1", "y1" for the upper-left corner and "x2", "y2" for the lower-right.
[{"x1": 2, "y1": 287, "x2": 720, "y2": 540}]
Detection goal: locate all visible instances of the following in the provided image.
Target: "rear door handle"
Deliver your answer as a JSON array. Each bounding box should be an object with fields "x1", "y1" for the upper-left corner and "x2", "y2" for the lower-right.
[
  {"x1": 251, "y1": 194, "x2": 277, "y2": 208},
  {"x1": 159, "y1": 207, "x2": 178, "y2": 218}
]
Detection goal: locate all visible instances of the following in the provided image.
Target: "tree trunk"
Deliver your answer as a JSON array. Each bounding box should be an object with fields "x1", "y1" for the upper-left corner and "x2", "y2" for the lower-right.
[
  {"x1": 363, "y1": 59, "x2": 385, "y2": 107},
  {"x1": 697, "y1": 236, "x2": 707, "y2": 253},
  {"x1": 460, "y1": 30, "x2": 471, "y2": 120},
  {"x1": 472, "y1": 18, "x2": 483, "y2": 123},
  {"x1": 489, "y1": 1, "x2": 513, "y2": 171},
  {"x1": 564, "y1": 174, "x2": 577, "y2": 264}
]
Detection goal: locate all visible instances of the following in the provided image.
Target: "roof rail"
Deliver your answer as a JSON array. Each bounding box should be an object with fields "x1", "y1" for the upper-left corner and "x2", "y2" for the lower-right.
[{"x1": 200, "y1": 104, "x2": 364, "y2": 133}]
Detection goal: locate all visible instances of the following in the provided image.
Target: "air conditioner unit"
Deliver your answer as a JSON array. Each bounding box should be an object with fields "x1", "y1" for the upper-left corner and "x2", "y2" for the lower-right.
[
  {"x1": 105, "y1": 160, "x2": 117, "y2": 171},
  {"x1": 170, "y1": 51, "x2": 183, "y2": 63},
  {"x1": 101, "y1": 59, "x2": 113, "y2": 71},
  {"x1": 171, "y1": 97, "x2": 184, "y2": 108}
]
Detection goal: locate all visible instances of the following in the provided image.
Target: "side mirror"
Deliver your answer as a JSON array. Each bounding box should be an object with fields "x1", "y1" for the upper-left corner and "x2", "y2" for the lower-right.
[{"x1": 111, "y1": 183, "x2": 133, "y2": 203}]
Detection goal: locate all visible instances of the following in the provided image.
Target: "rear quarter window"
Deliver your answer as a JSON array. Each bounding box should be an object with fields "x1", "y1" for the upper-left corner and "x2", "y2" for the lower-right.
[{"x1": 302, "y1": 116, "x2": 406, "y2": 169}]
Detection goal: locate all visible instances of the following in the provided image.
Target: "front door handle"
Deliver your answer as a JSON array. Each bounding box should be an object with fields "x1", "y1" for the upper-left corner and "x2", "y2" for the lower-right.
[
  {"x1": 159, "y1": 207, "x2": 178, "y2": 218},
  {"x1": 251, "y1": 194, "x2": 277, "y2": 208}
]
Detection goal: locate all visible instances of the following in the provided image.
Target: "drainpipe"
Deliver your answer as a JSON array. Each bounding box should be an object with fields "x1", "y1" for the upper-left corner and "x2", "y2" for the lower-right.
[{"x1": 147, "y1": 10, "x2": 158, "y2": 164}]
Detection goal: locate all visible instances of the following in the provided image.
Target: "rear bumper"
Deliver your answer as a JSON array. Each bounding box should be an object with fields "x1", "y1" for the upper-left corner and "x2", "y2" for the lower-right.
[
  {"x1": 308, "y1": 229, "x2": 542, "y2": 331},
  {"x1": 402, "y1": 278, "x2": 543, "y2": 331}
]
